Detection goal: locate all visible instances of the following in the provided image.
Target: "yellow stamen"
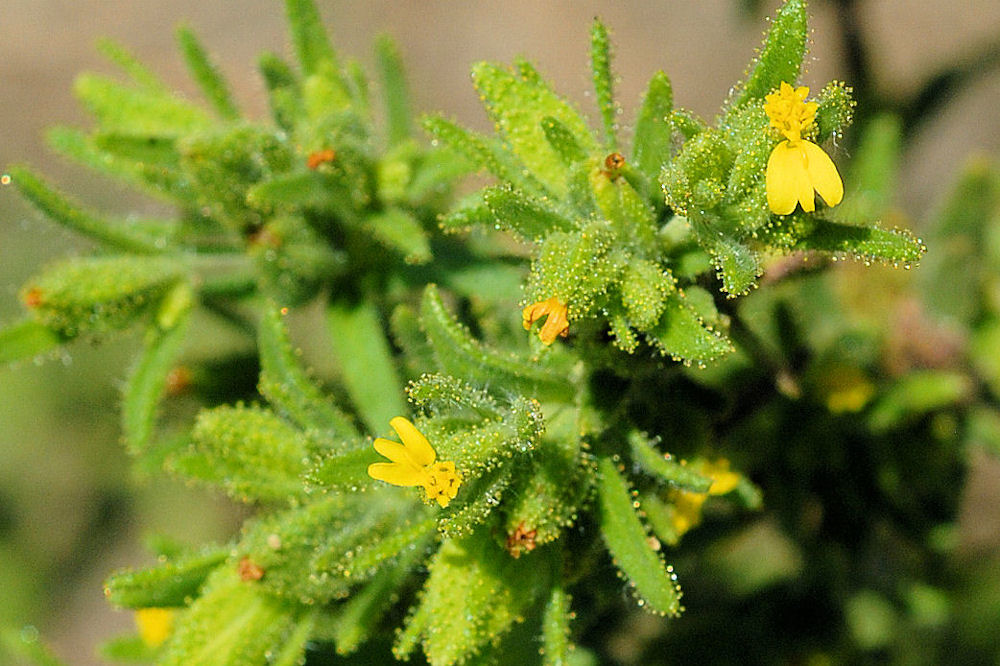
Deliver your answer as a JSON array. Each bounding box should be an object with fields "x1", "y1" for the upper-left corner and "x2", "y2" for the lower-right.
[{"x1": 522, "y1": 296, "x2": 570, "y2": 345}]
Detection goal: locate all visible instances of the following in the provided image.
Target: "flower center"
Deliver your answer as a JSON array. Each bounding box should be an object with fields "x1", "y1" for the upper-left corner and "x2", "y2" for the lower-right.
[{"x1": 764, "y1": 82, "x2": 817, "y2": 142}]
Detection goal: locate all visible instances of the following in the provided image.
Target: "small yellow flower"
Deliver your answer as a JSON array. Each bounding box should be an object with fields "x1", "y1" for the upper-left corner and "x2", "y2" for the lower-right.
[
  {"x1": 669, "y1": 458, "x2": 741, "y2": 538},
  {"x1": 764, "y1": 82, "x2": 843, "y2": 215},
  {"x1": 135, "y1": 607, "x2": 175, "y2": 648},
  {"x1": 367, "y1": 416, "x2": 462, "y2": 507},
  {"x1": 522, "y1": 296, "x2": 569, "y2": 345}
]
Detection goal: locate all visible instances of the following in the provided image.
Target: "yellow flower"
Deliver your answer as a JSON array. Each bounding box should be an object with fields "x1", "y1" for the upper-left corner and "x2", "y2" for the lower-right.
[
  {"x1": 764, "y1": 82, "x2": 843, "y2": 215},
  {"x1": 135, "y1": 607, "x2": 175, "y2": 648},
  {"x1": 367, "y1": 416, "x2": 462, "y2": 507},
  {"x1": 522, "y1": 296, "x2": 569, "y2": 345},
  {"x1": 669, "y1": 458, "x2": 741, "y2": 538}
]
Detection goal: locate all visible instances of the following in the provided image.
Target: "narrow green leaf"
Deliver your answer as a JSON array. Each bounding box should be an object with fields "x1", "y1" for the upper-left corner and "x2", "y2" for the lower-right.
[
  {"x1": 868, "y1": 371, "x2": 974, "y2": 434},
  {"x1": 47, "y1": 126, "x2": 192, "y2": 202},
  {"x1": 172, "y1": 405, "x2": 311, "y2": 503},
  {"x1": 843, "y1": 113, "x2": 902, "y2": 219},
  {"x1": 629, "y1": 431, "x2": 712, "y2": 492},
  {"x1": 632, "y1": 71, "x2": 674, "y2": 181},
  {"x1": 483, "y1": 186, "x2": 577, "y2": 240},
  {"x1": 420, "y1": 284, "x2": 573, "y2": 401},
  {"x1": 0, "y1": 319, "x2": 65, "y2": 365},
  {"x1": 96, "y1": 38, "x2": 167, "y2": 92},
  {"x1": 0, "y1": 626, "x2": 66, "y2": 666},
  {"x1": 542, "y1": 115, "x2": 588, "y2": 165},
  {"x1": 327, "y1": 300, "x2": 407, "y2": 434},
  {"x1": 24, "y1": 255, "x2": 186, "y2": 338},
  {"x1": 596, "y1": 457, "x2": 682, "y2": 616},
  {"x1": 711, "y1": 235, "x2": 763, "y2": 296},
  {"x1": 98, "y1": 635, "x2": 157, "y2": 663},
  {"x1": 422, "y1": 115, "x2": 546, "y2": 196},
  {"x1": 122, "y1": 309, "x2": 192, "y2": 456},
  {"x1": 396, "y1": 531, "x2": 546, "y2": 665},
  {"x1": 791, "y1": 218, "x2": 926, "y2": 265},
  {"x1": 646, "y1": 291, "x2": 734, "y2": 365},
  {"x1": 258, "y1": 52, "x2": 301, "y2": 131},
  {"x1": 8, "y1": 166, "x2": 167, "y2": 253},
  {"x1": 367, "y1": 206, "x2": 431, "y2": 263},
  {"x1": 74, "y1": 73, "x2": 213, "y2": 137},
  {"x1": 330, "y1": 544, "x2": 423, "y2": 655},
  {"x1": 247, "y1": 172, "x2": 356, "y2": 221},
  {"x1": 240, "y1": 494, "x2": 434, "y2": 603},
  {"x1": 376, "y1": 35, "x2": 412, "y2": 146},
  {"x1": 177, "y1": 26, "x2": 241, "y2": 120},
  {"x1": 158, "y1": 568, "x2": 300, "y2": 666},
  {"x1": 472, "y1": 61, "x2": 599, "y2": 196},
  {"x1": 104, "y1": 544, "x2": 228, "y2": 608},
  {"x1": 258, "y1": 304, "x2": 358, "y2": 437},
  {"x1": 589, "y1": 20, "x2": 618, "y2": 149},
  {"x1": 542, "y1": 577, "x2": 574, "y2": 666},
  {"x1": 735, "y1": 0, "x2": 808, "y2": 105},
  {"x1": 285, "y1": 0, "x2": 339, "y2": 76}
]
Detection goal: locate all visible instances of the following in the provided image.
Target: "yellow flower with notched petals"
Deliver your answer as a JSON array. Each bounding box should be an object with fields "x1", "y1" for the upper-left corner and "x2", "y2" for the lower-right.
[
  {"x1": 764, "y1": 82, "x2": 844, "y2": 215},
  {"x1": 522, "y1": 296, "x2": 569, "y2": 345},
  {"x1": 367, "y1": 417, "x2": 461, "y2": 507}
]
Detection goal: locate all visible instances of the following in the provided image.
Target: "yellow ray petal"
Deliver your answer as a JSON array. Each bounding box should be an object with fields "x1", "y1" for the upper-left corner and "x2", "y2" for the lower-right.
[
  {"x1": 802, "y1": 139, "x2": 844, "y2": 208},
  {"x1": 765, "y1": 140, "x2": 803, "y2": 215},
  {"x1": 373, "y1": 437, "x2": 422, "y2": 467},
  {"x1": 390, "y1": 416, "x2": 436, "y2": 466},
  {"x1": 367, "y1": 461, "x2": 425, "y2": 486}
]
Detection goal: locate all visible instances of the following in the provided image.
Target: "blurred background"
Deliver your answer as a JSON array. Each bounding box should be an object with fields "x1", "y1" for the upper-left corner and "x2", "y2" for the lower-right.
[{"x1": 1, "y1": 1, "x2": 1000, "y2": 663}]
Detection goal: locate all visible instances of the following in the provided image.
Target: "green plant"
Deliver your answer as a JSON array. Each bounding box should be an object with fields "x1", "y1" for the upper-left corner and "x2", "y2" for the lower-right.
[{"x1": 3, "y1": 0, "x2": 999, "y2": 664}]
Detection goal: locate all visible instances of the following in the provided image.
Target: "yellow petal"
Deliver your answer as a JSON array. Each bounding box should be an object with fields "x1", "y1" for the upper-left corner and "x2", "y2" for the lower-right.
[
  {"x1": 801, "y1": 140, "x2": 843, "y2": 208},
  {"x1": 367, "y1": 461, "x2": 425, "y2": 487},
  {"x1": 390, "y1": 416, "x2": 436, "y2": 466},
  {"x1": 766, "y1": 141, "x2": 805, "y2": 215},
  {"x1": 373, "y1": 437, "x2": 421, "y2": 466}
]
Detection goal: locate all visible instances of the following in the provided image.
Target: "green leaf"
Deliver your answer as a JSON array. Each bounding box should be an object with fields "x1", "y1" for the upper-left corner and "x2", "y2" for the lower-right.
[
  {"x1": 104, "y1": 544, "x2": 228, "y2": 608},
  {"x1": 646, "y1": 291, "x2": 734, "y2": 365},
  {"x1": 596, "y1": 457, "x2": 682, "y2": 616},
  {"x1": 395, "y1": 531, "x2": 546, "y2": 665},
  {"x1": 735, "y1": 0, "x2": 808, "y2": 105},
  {"x1": 589, "y1": 20, "x2": 618, "y2": 149},
  {"x1": 258, "y1": 52, "x2": 301, "y2": 131},
  {"x1": 157, "y1": 568, "x2": 303, "y2": 666},
  {"x1": 24, "y1": 255, "x2": 186, "y2": 338},
  {"x1": 423, "y1": 115, "x2": 546, "y2": 196},
  {"x1": 542, "y1": 576, "x2": 574, "y2": 666},
  {"x1": 483, "y1": 186, "x2": 577, "y2": 240},
  {"x1": 542, "y1": 116, "x2": 588, "y2": 165},
  {"x1": 8, "y1": 166, "x2": 168, "y2": 253},
  {"x1": 0, "y1": 626, "x2": 66, "y2": 666},
  {"x1": 74, "y1": 73, "x2": 213, "y2": 137},
  {"x1": 99, "y1": 634, "x2": 157, "y2": 663},
  {"x1": 327, "y1": 300, "x2": 407, "y2": 434},
  {"x1": 867, "y1": 371, "x2": 974, "y2": 434},
  {"x1": 240, "y1": 494, "x2": 435, "y2": 603},
  {"x1": 95, "y1": 38, "x2": 167, "y2": 92},
  {"x1": 710, "y1": 235, "x2": 763, "y2": 296},
  {"x1": 121, "y1": 309, "x2": 192, "y2": 456},
  {"x1": 366, "y1": 206, "x2": 432, "y2": 263},
  {"x1": 247, "y1": 171, "x2": 356, "y2": 221},
  {"x1": 172, "y1": 405, "x2": 311, "y2": 503},
  {"x1": 257, "y1": 304, "x2": 358, "y2": 437},
  {"x1": 47, "y1": 126, "x2": 191, "y2": 202},
  {"x1": 376, "y1": 35, "x2": 412, "y2": 146},
  {"x1": 632, "y1": 71, "x2": 674, "y2": 182},
  {"x1": 0, "y1": 319, "x2": 66, "y2": 365},
  {"x1": 285, "y1": 0, "x2": 340, "y2": 77},
  {"x1": 435, "y1": 467, "x2": 515, "y2": 539},
  {"x1": 177, "y1": 25, "x2": 241, "y2": 120},
  {"x1": 329, "y1": 546, "x2": 422, "y2": 655},
  {"x1": 789, "y1": 217, "x2": 926, "y2": 265},
  {"x1": 472, "y1": 61, "x2": 599, "y2": 197},
  {"x1": 420, "y1": 284, "x2": 573, "y2": 401},
  {"x1": 629, "y1": 431, "x2": 712, "y2": 492}
]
